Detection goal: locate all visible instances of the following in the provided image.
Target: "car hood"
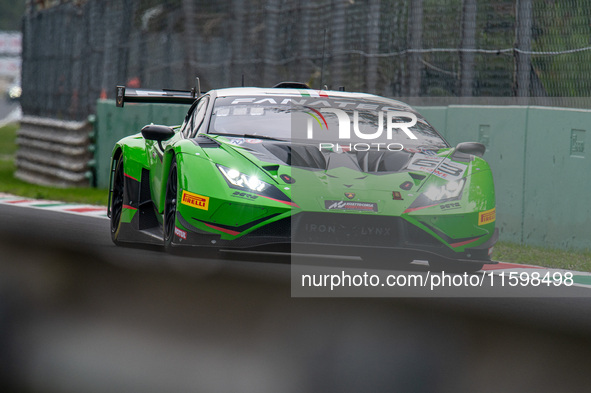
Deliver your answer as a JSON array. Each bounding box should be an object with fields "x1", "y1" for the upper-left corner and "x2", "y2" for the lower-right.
[
  {"x1": 193, "y1": 135, "x2": 479, "y2": 214},
  {"x1": 216, "y1": 136, "x2": 462, "y2": 184}
]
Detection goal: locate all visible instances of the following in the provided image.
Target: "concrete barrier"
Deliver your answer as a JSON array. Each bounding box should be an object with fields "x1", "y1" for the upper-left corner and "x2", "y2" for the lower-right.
[
  {"x1": 94, "y1": 100, "x2": 188, "y2": 189},
  {"x1": 418, "y1": 105, "x2": 591, "y2": 251}
]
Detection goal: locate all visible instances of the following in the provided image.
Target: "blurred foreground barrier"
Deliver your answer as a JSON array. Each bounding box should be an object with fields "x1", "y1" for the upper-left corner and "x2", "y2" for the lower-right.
[
  {"x1": 15, "y1": 116, "x2": 94, "y2": 187},
  {"x1": 1, "y1": 211, "x2": 591, "y2": 392}
]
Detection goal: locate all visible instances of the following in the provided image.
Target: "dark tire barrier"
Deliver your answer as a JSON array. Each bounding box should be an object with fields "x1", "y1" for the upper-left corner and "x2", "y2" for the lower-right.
[{"x1": 15, "y1": 116, "x2": 94, "y2": 187}]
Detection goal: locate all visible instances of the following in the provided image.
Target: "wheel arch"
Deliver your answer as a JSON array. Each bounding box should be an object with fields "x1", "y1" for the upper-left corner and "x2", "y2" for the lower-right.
[
  {"x1": 158, "y1": 148, "x2": 178, "y2": 213},
  {"x1": 107, "y1": 147, "x2": 124, "y2": 217},
  {"x1": 110, "y1": 147, "x2": 124, "y2": 176}
]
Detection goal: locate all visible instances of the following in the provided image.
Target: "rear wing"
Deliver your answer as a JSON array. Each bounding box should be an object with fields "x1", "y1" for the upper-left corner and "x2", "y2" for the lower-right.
[
  {"x1": 115, "y1": 77, "x2": 202, "y2": 107},
  {"x1": 115, "y1": 86, "x2": 198, "y2": 107}
]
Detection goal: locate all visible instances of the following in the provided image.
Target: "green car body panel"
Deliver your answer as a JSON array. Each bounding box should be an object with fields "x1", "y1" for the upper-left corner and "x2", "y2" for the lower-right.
[{"x1": 108, "y1": 85, "x2": 497, "y2": 267}]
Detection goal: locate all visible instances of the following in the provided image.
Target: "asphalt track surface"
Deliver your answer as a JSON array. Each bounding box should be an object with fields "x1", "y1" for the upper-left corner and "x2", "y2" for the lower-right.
[
  {"x1": 0, "y1": 98, "x2": 19, "y2": 122},
  {"x1": 3, "y1": 202, "x2": 591, "y2": 391},
  {"x1": 2, "y1": 201, "x2": 591, "y2": 318}
]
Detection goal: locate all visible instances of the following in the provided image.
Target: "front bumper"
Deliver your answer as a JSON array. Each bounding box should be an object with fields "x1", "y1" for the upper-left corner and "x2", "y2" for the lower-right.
[{"x1": 174, "y1": 211, "x2": 498, "y2": 263}]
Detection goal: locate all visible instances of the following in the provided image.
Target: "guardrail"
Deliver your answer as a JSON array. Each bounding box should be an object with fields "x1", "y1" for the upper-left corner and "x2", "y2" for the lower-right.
[{"x1": 15, "y1": 116, "x2": 95, "y2": 187}]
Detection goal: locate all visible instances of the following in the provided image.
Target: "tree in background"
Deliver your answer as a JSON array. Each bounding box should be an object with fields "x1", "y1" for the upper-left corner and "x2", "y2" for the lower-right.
[
  {"x1": 532, "y1": 0, "x2": 591, "y2": 96},
  {"x1": 0, "y1": 0, "x2": 25, "y2": 31}
]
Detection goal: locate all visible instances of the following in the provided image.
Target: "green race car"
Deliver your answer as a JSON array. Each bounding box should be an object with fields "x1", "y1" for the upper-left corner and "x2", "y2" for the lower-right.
[{"x1": 108, "y1": 82, "x2": 497, "y2": 271}]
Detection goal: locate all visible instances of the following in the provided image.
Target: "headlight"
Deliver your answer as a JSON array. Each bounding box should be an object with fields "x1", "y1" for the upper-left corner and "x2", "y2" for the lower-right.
[
  {"x1": 218, "y1": 165, "x2": 268, "y2": 192},
  {"x1": 423, "y1": 178, "x2": 465, "y2": 201}
]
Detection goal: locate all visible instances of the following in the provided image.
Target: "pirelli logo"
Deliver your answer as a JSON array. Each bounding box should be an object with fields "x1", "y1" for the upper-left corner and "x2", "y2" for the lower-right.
[
  {"x1": 478, "y1": 208, "x2": 496, "y2": 226},
  {"x1": 181, "y1": 190, "x2": 209, "y2": 210}
]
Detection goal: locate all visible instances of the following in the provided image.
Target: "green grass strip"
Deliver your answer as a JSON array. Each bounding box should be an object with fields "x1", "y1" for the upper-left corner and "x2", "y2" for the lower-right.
[
  {"x1": 494, "y1": 241, "x2": 591, "y2": 273},
  {"x1": 0, "y1": 123, "x2": 18, "y2": 156},
  {"x1": 0, "y1": 158, "x2": 108, "y2": 206}
]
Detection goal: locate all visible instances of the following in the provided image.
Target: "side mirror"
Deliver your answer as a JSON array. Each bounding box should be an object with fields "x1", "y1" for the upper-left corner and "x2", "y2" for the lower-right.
[
  {"x1": 141, "y1": 125, "x2": 175, "y2": 142},
  {"x1": 455, "y1": 142, "x2": 485, "y2": 158}
]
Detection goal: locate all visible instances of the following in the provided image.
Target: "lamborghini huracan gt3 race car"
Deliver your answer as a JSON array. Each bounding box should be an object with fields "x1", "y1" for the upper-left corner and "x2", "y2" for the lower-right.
[{"x1": 108, "y1": 82, "x2": 498, "y2": 271}]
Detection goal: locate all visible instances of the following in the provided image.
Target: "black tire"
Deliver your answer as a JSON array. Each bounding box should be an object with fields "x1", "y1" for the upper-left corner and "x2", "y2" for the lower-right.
[
  {"x1": 428, "y1": 259, "x2": 484, "y2": 274},
  {"x1": 110, "y1": 157, "x2": 125, "y2": 245},
  {"x1": 163, "y1": 157, "x2": 178, "y2": 251}
]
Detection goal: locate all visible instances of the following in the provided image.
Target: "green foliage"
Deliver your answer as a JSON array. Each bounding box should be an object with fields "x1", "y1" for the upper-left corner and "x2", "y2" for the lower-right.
[
  {"x1": 0, "y1": 0, "x2": 25, "y2": 31},
  {"x1": 0, "y1": 123, "x2": 18, "y2": 156},
  {"x1": 532, "y1": 1, "x2": 591, "y2": 96}
]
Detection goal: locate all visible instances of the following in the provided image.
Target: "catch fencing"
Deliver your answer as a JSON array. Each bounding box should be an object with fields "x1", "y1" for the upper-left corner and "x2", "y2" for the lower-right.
[{"x1": 21, "y1": 0, "x2": 591, "y2": 121}]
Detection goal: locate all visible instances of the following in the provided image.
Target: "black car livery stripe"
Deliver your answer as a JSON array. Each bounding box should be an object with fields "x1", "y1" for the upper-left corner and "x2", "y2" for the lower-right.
[
  {"x1": 123, "y1": 172, "x2": 140, "y2": 210},
  {"x1": 422, "y1": 222, "x2": 484, "y2": 248},
  {"x1": 178, "y1": 211, "x2": 282, "y2": 236}
]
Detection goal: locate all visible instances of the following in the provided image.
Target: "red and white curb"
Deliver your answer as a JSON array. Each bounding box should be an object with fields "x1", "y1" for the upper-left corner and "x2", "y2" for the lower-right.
[{"x1": 0, "y1": 193, "x2": 108, "y2": 219}]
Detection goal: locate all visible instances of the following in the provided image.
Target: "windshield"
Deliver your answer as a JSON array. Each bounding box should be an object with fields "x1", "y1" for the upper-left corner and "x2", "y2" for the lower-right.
[{"x1": 207, "y1": 95, "x2": 448, "y2": 149}]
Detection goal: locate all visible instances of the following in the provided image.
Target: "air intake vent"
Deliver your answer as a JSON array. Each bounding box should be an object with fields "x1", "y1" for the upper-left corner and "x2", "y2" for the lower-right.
[{"x1": 272, "y1": 81, "x2": 311, "y2": 89}]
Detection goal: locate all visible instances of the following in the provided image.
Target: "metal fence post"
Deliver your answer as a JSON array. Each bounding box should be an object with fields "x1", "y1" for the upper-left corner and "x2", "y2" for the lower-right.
[
  {"x1": 182, "y1": 0, "x2": 198, "y2": 88},
  {"x1": 460, "y1": 0, "x2": 477, "y2": 98},
  {"x1": 264, "y1": 0, "x2": 280, "y2": 86},
  {"x1": 330, "y1": 0, "x2": 346, "y2": 89},
  {"x1": 515, "y1": 0, "x2": 532, "y2": 98},
  {"x1": 366, "y1": 0, "x2": 381, "y2": 95},
  {"x1": 408, "y1": 0, "x2": 423, "y2": 97},
  {"x1": 116, "y1": 0, "x2": 133, "y2": 88}
]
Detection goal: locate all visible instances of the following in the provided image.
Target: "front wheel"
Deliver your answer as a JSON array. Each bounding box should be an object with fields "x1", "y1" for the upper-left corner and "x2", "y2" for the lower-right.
[
  {"x1": 163, "y1": 158, "x2": 178, "y2": 251},
  {"x1": 110, "y1": 157, "x2": 125, "y2": 245}
]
